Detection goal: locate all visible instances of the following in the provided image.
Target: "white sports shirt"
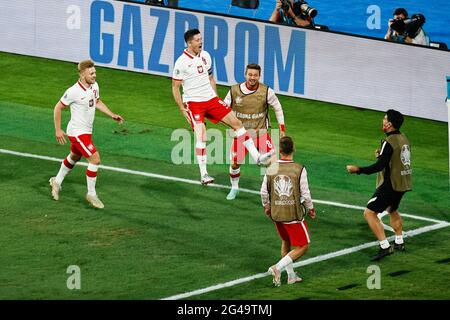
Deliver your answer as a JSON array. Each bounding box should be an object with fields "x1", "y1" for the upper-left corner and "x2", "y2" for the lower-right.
[
  {"x1": 60, "y1": 81, "x2": 100, "y2": 136},
  {"x1": 172, "y1": 50, "x2": 216, "y2": 102}
]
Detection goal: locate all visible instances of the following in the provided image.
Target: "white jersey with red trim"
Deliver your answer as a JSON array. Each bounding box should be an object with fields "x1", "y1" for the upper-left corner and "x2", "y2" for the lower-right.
[
  {"x1": 60, "y1": 81, "x2": 100, "y2": 136},
  {"x1": 172, "y1": 50, "x2": 216, "y2": 102}
]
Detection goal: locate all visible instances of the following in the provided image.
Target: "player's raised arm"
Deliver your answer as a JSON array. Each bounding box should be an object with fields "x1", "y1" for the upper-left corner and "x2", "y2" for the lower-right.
[
  {"x1": 96, "y1": 99, "x2": 123, "y2": 124},
  {"x1": 54, "y1": 100, "x2": 68, "y2": 145}
]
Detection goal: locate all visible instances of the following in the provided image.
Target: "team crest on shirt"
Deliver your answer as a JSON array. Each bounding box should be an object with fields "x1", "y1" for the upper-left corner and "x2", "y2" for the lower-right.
[
  {"x1": 89, "y1": 99, "x2": 94, "y2": 107},
  {"x1": 197, "y1": 65, "x2": 204, "y2": 74},
  {"x1": 274, "y1": 175, "x2": 293, "y2": 197}
]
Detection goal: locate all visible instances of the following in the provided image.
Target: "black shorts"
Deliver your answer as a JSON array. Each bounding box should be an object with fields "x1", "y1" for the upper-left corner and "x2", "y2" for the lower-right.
[{"x1": 366, "y1": 186, "x2": 406, "y2": 213}]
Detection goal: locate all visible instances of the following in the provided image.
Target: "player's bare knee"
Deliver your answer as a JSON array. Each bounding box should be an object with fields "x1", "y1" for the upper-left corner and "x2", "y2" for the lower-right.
[
  {"x1": 231, "y1": 163, "x2": 240, "y2": 170},
  {"x1": 70, "y1": 153, "x2": 81, "y2": 162},
  {"x1": 88, "y1": 153, "x2": 101, "y2": 165},
  {"x1": 229, "y1": 118, "x2": 243, "y2": 130},
  {"x1": 364, "y1": 209, "x2": 376, "y2": 220}
]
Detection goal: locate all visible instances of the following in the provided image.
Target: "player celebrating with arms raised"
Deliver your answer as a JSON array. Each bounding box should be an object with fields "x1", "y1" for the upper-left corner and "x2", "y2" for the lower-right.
[
  {"x1": 172, "y1": 29, "x2": 274, "y2": 185},
  {"x1": 49, "y1": 60, "x2": 124, "y2": 209}
]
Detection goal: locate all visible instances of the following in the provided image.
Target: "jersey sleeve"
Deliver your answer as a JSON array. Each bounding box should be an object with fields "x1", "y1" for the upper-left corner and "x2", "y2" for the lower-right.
[
  {"x1": 267, "y1": 88, "x2": 285, "y2": 127},
  {"x1": 172, "y1": 58, "x2": 184, "y2": 81},
  {"x1": 299, "y1": 168, "x2": 313, "y2": 210},
  {"x1": 60, "y1": 88, "x2": 75, "y2": 106},
  {"x1": 260, "y1": 175, "x2": 270, "y2": 207}
]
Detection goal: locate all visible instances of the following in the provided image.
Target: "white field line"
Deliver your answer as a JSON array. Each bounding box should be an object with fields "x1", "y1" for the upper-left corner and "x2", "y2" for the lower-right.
[
  {"x1": 161, "y1": 221, "x2": 450, "y2": 300},
  {"x1": 0, "y1": 148, "x2": 446, "y2": 224},
  {"x1": 1, "y1": 148, "x2": 449, "y2": 299}
]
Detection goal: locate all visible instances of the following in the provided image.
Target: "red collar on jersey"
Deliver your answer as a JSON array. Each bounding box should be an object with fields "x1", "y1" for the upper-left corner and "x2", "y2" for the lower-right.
[
  {"x1": 77, "y1": 80, "x2": 89, "y2": 91},
  {"x1": 183, "y1": 50, "x2": 200, "y2": 59},
  {"x1": 183, "y1": 50, "x2": 194, "y2": 59}
]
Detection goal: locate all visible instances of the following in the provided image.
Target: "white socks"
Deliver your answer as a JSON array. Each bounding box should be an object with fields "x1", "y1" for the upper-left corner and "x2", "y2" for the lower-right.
[
  {"x1": 235, "y1": 127, "x2": 260, "y2": 162},
  {"x1": 195, "y1": 141, "x2": 207, "y2": 177},
  {"x1": 55, "y1": 155, "x2": 76, "y2": 185},
  {"x1": 395, "y1": 235, "x2": 404, "y2": 245},
  {"x1": 380, "y1": 239, "x2": 390, "y2": 249},
  {"x1": 229, "y1": 166, "x2": 240, "y2": 189},
  {"x1": 284, "y1": 262, "x2": 296, "y2": 279},
  {"x1": 275, "y1": 254, "x2": 293, "y2": 271},
  {"x1": 86, "y1": 163, "x2": 98, "y2": 196}
]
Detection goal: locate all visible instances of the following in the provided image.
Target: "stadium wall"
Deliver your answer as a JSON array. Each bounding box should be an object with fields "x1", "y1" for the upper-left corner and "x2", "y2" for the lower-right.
[{"x1": 1, "y1": 0, "x2": 448, "y2": 122}]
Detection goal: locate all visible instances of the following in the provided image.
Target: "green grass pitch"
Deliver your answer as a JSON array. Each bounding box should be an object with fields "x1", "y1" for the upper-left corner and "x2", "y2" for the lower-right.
[{"x1": 0, "y1": 52, "x2": 449, "y2": 299}]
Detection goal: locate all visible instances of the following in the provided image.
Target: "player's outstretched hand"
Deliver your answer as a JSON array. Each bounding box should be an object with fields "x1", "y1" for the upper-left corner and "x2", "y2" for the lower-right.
[
  {"x1": 112, "y1": 114, "x2": 124, "y2": 124},
  {"x1": 307, "y1": 208, "x2": 315, "y2": 219},
  {"x1": 346, "y1": 165, "x2": 359, "y2": 174},
  {"x1": 55, "y1": 129, "x2": 67, "y2": 145}
]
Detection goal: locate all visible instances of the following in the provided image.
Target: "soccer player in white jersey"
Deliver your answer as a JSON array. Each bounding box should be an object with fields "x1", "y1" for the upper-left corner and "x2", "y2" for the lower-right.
[
  {"x1": 223, "y1": 64, "x2": 286, "y2": 200},
  {"x1": 49, "y1": 60, "x2": 124, "y2": 209},
  {"x1": 172, "y1": 29, "x2": 274, "y2": 185}
]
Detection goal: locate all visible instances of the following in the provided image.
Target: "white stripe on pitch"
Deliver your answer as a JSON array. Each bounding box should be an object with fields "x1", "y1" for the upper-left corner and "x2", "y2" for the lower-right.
[
  {"x1": 0, "y1": 148, "x2": 446, "y2": 224},
  {"x1": 161, "y1": 221, "x2": 449, "y2": 300}
]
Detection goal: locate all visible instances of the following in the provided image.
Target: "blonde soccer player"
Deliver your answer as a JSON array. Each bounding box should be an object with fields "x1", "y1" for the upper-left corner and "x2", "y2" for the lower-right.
[{"x1": 49, "y1": 60, "x2": 123, "y2": 209}]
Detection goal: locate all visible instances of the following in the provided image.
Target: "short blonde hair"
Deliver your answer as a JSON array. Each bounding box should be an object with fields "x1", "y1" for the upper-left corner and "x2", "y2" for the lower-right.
[{"x1": 78, "y1": 59, "x2": 95, "y2": 72}]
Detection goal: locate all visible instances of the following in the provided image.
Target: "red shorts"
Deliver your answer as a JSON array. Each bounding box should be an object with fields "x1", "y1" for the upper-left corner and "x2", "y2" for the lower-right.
[
  {"x1": 185, "y1": 97, "x2": 232, "y2": 130},
  {"x1": 68, "y1": 134, "x2": 97, "y2": 158},
  {"x1": 275, "y1": 220, "x2": 310, "y2": 247},
  {"x1": 231, "y1": 132, "x2": 274, "y2": 163}
]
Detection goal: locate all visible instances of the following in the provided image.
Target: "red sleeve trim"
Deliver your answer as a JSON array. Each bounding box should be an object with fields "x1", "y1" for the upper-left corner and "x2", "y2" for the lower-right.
[{"x1": 59, "y1": 100, "x2": 68, "y2": 107}]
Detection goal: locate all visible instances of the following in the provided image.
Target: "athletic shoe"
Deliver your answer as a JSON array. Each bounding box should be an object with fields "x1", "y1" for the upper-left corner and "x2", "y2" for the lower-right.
[
  {"x1": 257, "y1": 150, "x2": 275, "y2": 167},
  {"x1": 268, "y1": 265, "x2": 281, "y2": 287},
  {"x1": 394, "y1": 243, "x2": 406, "y2": 251},
  {"x1": 86, "y1": 194, "x2": 105, "y2": 209},
  {"x1": 370, "y1": 245, "x2": 394, "y2": 261},
  {"x1": 49, "y1": 177, "x2": 60, "y2": 201},
  {"x1": 201, "y1": 174, "x2": 214, "y2": 185},
  {"x1": 226, "y1": 188, "x2": 239, "y2": 200},
  {"x1": 287, "y1": 273, "x2": 303, "y2": 285}
]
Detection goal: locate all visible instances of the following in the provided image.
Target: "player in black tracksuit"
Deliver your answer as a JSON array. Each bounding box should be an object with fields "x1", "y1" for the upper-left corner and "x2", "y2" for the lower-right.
[{"x1": 347, "y1": 109, "x2": 412, "y2": 261}]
